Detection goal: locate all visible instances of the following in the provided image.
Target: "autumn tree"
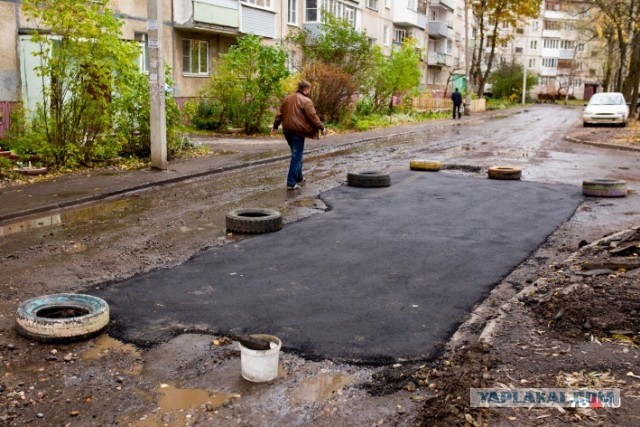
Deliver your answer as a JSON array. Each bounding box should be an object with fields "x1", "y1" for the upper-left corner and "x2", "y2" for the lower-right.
[
  {"x1": 585, "y1": 0, "x2": 640, "y2": 117},
  {"x1": 470, "y1": 0, "x2": 542, "y2": 97}
]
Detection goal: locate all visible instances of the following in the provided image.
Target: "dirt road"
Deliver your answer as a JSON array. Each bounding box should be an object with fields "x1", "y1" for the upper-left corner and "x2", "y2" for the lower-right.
[{"x1": 1, "y1": 105, "x2": 639, "y2": 426}]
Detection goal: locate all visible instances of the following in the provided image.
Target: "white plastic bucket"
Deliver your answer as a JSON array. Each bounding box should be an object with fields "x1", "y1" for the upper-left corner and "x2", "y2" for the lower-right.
[{"x1": 239, "y1": 334, "x2": 282, "y2": 382}]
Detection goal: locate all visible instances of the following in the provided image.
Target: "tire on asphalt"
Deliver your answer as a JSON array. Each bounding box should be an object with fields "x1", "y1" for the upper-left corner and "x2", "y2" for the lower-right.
[
  {"x1": 347, "y1": 171, "x2": 391, "y2": 188},
  {"x1": 226, "y1": 208, "x2": 283, "y2": 233},
  {"x1": 582, "y1": 179, "x2": 628, "y2": 198},
  {"x1": 409, "y1": 159, "x2": 442, "y2": 171},
  {"x1": 16, "y1": 294, "x2": 109, "y2": 343},
  {"x1": 487, "y1": 166, "x2": 522, "y2": 180}
]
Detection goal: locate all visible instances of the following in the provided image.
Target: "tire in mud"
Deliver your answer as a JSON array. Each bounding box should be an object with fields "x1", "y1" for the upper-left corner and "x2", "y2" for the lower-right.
[
  {"x1": 347, "y1": 171, "x2": 391, "y2": 188},
  {"x1": 582, "y1": 179, "x2": 627, "y2": 198},
  {"x1": 409, "y1": 160, "x2": 442, "y2": 171},
  {"x1": 487, "y1": 166, "x2": 522, "y2": 180},
  {"x1": 16, "y1": 294, "x2": 109, "y2": 342},
  {"x1": 226, "y1": 208, "x2": 283, "y2": 233}
]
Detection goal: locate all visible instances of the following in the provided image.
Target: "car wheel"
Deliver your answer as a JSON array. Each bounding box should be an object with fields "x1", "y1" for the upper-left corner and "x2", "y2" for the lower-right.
[
  {"x1": 583, "y1": 122, "x2": 590, "y2": 127},
  {"x1": 582, "y1": 179, "x2": 628, "y2": 198},
  {"x1": 409, "y1": 160, "x2": 442, "y2": 171},
  {"x1": 226, "y1": 208, "x2": 283, "y2": 233},
  {"x1": 487, "y1": 166, "x2": 522, "y2": 180},
  {"x1": 347, "y1": 171, "x2": 391, "y2": 188},
  {"x1": 16, "y1": 294, "x2": 109, "y2": 342}
]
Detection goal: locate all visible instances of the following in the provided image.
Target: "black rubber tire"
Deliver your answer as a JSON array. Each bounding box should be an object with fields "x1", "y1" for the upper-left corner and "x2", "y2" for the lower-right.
[
  {"x1": 487, "y1": 166, "x2": 522, "y2": 180},
  {"x1": 582, "y1": 179, "x2": 628, "y2": 198},
  {"x1": 226, "y1": 208, "x2": 282, "y2": 233},
  {"x1": 347, "y1": 171, "x2": 391, "y2": 188},
  {"x1": 16, "y1": 294, "x2": 109, "y2": 343}
]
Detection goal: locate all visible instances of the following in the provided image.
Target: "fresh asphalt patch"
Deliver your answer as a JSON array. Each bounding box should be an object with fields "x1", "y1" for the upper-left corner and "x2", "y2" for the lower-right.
[{"x1": 95, "y1": 172, "x2": 583, "y2": 364}]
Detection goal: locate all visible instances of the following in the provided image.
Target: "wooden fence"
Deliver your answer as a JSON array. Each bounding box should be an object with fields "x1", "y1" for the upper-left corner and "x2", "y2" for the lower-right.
[
  {"x1": 412, "y1": 95, "x2": 486, "y2": 113},
  {"x1": 0, "y1": 102, "x2": 20, "y2": 140}
]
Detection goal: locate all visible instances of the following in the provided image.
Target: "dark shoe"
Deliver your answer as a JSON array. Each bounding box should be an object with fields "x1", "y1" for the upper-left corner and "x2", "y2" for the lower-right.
[
  {"x1": 297, "y1": 177, "x2": 307, "y2": 186},
  {"x1": 287, "y1": 184, "x2": 300, "y2": 190}
]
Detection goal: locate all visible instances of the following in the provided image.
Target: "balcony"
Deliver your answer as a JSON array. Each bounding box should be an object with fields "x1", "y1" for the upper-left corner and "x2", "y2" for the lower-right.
[
  {"x1": 540, "y1": 66, "x2": 557, "y2": 76},
  {"x1": 174, "y1": 0, "x2": 241, "y2": 35},
  {"x1": 393, "y1": 1, "x2": 427, "y2": 29},
  {"x1": 429, "y1": 21, "x2": 451, "y2": 38},
  {"x1": 427, "y1": 51, "x2": 446, "y2": 66},
  {"x1": 559, "y1": 49, "x2": 574, "y2": 59},
  {"x1": 430, "y1": 0, "x2": 455, "y2": 11}
]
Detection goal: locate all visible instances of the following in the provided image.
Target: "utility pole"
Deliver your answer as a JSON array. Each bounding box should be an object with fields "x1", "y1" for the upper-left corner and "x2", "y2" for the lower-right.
[
  {"x1": 522, "y1": 31, "x2": 527, "y2": 105},
  {"x1": 148, "y1": 0, "x2": 167, "y2": 170},
  {"x1": 464, "y1": 0, "x2": 471, "y2": 116}
]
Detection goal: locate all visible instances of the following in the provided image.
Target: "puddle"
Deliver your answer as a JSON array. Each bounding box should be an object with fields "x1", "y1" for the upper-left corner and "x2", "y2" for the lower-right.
[
  {"x1": 0, "y1": 198, "x2": 146, "y2": 237},
  {"x1": 293, "y1": 373, "x2": 354, "y2": 403},
  {"x1": 127, "y1": 383, "x2": 238, "y2": 427},
  {"x1": 82, "y1": 334, "x2": 141, "y2": 361}
]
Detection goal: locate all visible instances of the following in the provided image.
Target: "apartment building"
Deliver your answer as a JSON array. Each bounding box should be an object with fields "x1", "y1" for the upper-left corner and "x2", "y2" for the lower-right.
[
  {"x1": 486, "y1": 0, "x2": 605, "y2": 100},
  {"x1": 425, "y1": 0, "x2": 466, "y2": 93}
]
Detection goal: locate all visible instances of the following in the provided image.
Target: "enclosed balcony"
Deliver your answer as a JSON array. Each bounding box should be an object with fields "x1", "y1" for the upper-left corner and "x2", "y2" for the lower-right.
[{"x1": 429, "y1": 21, "x2": 451, "y2": 39}]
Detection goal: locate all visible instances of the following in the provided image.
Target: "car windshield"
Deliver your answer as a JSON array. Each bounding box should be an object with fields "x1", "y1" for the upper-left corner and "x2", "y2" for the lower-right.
[{"x1": 589, "y1": 94, "x2": 624, "y2": 105}]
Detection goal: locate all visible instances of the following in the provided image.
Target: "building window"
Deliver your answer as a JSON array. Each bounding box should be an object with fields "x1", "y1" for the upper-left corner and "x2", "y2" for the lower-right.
[
  {"x1": 182, "y1": 39, "x2": 209, "y2": 75},
  {"x1": 577, "y1": 43, "x2": 585, "y2": 52},
  {"x1": 384, "y1": 0, "x2": 390, "y2": 8},
  {"x1": 515, "y1": 47, "x2": 523, "y2": 54},
  {"x1": 306, "y1": 0, "x2": 356, "y2": 26},
  {"x1": 367, "y1": 0, "x2": 378, "y2": 11},
  {"x1": 543, "y1": 38, "x2": 559, "y2": 49},
  {"x1": 306, "y1": 0, "x2": 318, "y2": 21},
  {"x1": 446, "y1": 39, "x2": 453, "y2": 54},
  {"x1": 288, "y1": 0, "x2": 297, "y2": 24},
  {"x1": 408, "y1": 0, "x2": 416, "y2": 11},
  {"x1": 574, "y1": 78, "x2": 582, "y2": 87},
  {"x1": 531, "y1": 21, "x2": 539, "y2": 31},
  {"x1": 394, "y1": 29, "x2": 406, "y2": 45},
  {"x1": 544, "y1": 20, "x2": 561, "y2": 30},
  {"x1": 542, "y1": 57, "x2": 557, "y2": 68},
  {"x1": 383, "y1": 25, "x2": 390, "y2": 45},
  {"x1": 430, "y1": 9, "x2": 438, "y2": 21},
  {"x1": 561, "y1": 40, "x2": 575, "y2": 50},
  {"x1": 135, "y1": 33, "x2": 148, "y2": 73},
  {"x1": 242, "y1": 0, "x2": 272, "y2": 8},
  {"x1": 530, "y1": 40, "x2": 537, "y2": 49},
  {"x1": 529, "y1": 58, "x2": 536, "y2": 68}
]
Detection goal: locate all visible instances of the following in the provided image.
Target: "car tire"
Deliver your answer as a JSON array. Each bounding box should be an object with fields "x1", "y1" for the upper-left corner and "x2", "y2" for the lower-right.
[
  {"x1": 226, "y1": 208, "x2": 283, "y2": 233},
  {"x1": 16, "y1": 294, "x2": 109, "y2": 342},
  {"x1": 582, "y1": 179, "x2": 628, "y2": 198},
  {"x1": 409, "y1": 160, "x2": 442, "y2": 171},
  {"x1": 583, "y1": 122, "x2": 590, "y2": 127},
  {"x1": 347, "y1": 171, "x2": 391, "y2": 188},
  {"x1": 487, "y1": 166, "x2": 522, "y2": 180}
]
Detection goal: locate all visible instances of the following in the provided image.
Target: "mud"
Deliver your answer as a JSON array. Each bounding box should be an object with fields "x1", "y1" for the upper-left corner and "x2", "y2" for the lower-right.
[{"x1": 1, "y1": 105, "x2": 640, "y2": 425}]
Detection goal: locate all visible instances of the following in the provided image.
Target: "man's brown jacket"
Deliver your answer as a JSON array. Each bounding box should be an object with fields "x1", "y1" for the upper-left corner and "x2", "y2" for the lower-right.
[{"x1": 273, "y1": 91, "x2": 324, "y2": 139}]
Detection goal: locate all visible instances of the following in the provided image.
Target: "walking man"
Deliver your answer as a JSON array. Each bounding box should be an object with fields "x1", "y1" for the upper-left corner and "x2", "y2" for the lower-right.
[
  {"x1": 451, "y1": 87, "x2": 462, "y2": 120},
  {"x1": 272, "y1": 81, "x2": 325, "y2": 190}
]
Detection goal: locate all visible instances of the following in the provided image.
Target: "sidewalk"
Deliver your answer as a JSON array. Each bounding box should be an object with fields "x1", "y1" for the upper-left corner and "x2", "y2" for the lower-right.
[{"x1": 0, "y1": 116, "x2": 471, "y2": 223}]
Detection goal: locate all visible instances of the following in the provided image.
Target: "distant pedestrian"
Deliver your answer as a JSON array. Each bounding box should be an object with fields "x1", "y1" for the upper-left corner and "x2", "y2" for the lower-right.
[
  {"x1": 272, "y1": 81, "x2": 325, "y2": 190},
  {"x1": 451, "y1": 87, "x2": 463, "y2": 119}
]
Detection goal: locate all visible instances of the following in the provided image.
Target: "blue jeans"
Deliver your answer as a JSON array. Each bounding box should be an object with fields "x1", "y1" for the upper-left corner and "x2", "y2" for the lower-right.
[{"x1": 284, "y1": 132, "x2": 305, "y2": 187}]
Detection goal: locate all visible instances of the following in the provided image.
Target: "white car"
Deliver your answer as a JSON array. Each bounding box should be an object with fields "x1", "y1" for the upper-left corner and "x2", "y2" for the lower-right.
[{"x1": 583, "y1": 92, "x2": 629, "y2": 127}]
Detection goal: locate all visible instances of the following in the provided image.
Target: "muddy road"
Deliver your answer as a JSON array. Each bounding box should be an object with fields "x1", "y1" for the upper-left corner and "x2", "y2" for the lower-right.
[{"x1": 1, "y1": 105, "x2": 639, "y2": 426}]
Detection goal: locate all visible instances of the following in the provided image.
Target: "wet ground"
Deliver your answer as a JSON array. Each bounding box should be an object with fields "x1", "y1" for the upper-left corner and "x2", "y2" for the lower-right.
[{"x1": 1, "y1": 105, "x2": 639, "y2": 426}]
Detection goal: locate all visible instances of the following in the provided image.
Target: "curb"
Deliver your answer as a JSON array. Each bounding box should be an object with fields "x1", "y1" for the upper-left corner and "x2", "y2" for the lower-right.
[{"x1": 565, "y1": 135, "x2": 640, "y2": 152}]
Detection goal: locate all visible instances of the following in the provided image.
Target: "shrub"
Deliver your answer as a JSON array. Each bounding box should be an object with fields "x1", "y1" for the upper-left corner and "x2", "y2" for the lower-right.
[{"x1": 305, "y1": 63, "x2": 356, "y2": 124}]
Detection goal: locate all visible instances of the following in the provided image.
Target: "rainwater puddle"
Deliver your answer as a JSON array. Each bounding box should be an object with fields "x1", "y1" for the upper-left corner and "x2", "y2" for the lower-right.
[
  {"x1": 128, "y1": 383, "x2": 238, "y2": 427},
  {"x1": 82, "y1": 334, "x2": 141, "y2": 361},
  {"x1": 0, "y1": 198, "x2": 149, "y2": 237},
  {"x1": 293, "y1": 373, "x2": 354, "y2": 403}
]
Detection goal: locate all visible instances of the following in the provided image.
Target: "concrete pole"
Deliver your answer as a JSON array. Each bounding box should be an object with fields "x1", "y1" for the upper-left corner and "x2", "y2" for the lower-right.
[
  {"x1": 464, "y1": 0, "x2": 471, "y2": 116},
  {"x1": 148, "y1": 0, "x2": 167, "y2": 170},
  {"x1": 522, "y1": 30, "x2": 527, "y2": 105}
]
